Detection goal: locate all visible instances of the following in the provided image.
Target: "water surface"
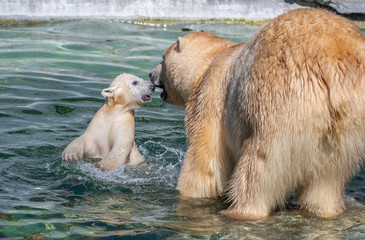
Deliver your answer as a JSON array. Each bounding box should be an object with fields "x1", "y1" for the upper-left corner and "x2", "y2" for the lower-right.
[{"x1": 0, "y1": 20, "x2": 364, "y2": 239}]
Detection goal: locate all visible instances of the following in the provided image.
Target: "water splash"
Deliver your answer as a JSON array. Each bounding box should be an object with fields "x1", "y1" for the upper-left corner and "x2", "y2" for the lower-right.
[{"x1": 58, "y1": 139, "x2": 185, "y2": 194}]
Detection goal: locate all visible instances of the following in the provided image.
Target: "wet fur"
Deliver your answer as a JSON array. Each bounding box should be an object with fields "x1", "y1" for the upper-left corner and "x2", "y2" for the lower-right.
[
  {"x1": 154, "y1": 8, "x2": 365, "y2": 220},
  {"x1": 222, "y1": 9, "x2": 365, "y2": 219},
  {"x1": 62, "y1": 73, "x2": 154, "y2": 171}
]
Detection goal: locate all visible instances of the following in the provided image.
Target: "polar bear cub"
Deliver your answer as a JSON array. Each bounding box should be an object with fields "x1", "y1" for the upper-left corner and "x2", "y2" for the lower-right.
[{"x1": 62, "y1": 73, "x2": 155, "y2": 171}]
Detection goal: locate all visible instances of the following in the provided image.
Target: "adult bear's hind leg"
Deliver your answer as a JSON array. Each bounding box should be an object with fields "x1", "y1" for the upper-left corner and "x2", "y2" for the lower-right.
[
  {"x1": 298, "y1": 180, "x2": 345, "y2": 219},
  {"x1": 222, "y1": 139, "x2": 290, "y2": 220}
]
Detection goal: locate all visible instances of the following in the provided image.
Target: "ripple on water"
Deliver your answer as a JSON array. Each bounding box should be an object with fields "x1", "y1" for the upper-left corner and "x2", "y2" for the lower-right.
[{"x1": 60, "y1": 44, "x2": 101, "y2": 52}]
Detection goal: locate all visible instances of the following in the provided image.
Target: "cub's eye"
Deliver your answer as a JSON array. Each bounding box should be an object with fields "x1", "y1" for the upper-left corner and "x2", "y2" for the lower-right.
[{"x1": 132, "y1": 80, "x2": 138, "y2": 86}]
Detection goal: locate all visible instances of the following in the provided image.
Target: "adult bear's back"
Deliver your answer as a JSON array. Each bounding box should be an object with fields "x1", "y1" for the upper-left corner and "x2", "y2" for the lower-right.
[{"x1": 225, "y1": 8, "x2": 365, "y2": 158}]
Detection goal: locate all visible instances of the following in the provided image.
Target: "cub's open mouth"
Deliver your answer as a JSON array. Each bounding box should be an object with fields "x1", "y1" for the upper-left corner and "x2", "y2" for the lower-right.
[{"x1": 141, "y1": 95, "x2": 152, "y2": 102}]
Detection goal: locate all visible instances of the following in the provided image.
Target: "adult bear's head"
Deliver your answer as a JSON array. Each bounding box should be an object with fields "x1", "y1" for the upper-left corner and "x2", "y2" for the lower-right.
[{"x1": 149, "y1": 32, "x2": 235, "y2": 106}]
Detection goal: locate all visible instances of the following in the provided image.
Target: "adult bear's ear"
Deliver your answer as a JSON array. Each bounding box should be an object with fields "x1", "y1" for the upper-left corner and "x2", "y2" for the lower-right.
[
  {"x1": 101, "y1": 86, "x2": 115, "y2": 98},
  {"x1": 176, "y1": 36, "x2": 183, "y2": 52}
]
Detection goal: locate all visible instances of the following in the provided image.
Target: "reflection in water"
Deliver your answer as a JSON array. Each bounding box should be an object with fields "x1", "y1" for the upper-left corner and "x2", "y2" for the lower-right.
[{"x1": 0, "y1": 20, "x2": 364, "y2": 239}]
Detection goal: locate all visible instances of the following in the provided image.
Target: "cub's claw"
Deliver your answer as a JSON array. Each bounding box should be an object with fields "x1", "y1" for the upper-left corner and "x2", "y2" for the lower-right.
[{"x1": 62, "y1": 146, "x2": 83, "y2": 162}]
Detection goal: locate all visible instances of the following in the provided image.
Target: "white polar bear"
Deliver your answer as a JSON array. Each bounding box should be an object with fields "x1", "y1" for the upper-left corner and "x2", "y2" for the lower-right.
[{"x1": 62, "y1": 73, "x2": 155, "y2": 171}]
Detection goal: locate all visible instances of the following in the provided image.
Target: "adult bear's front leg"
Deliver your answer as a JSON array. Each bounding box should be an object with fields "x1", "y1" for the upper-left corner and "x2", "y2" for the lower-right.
[
  {"x1": 177, "y1": 112, "x2": 234, "y2": 198},
  {"x1": 177, "y1": 144, "x2": 232, "y2": 198},
  {"x1": 175, "y1": 43, "x2": 238, "y2": 198}
]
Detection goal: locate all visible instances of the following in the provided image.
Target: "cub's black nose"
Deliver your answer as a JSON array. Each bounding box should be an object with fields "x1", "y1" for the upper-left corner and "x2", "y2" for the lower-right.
[{"x1": 149, "y1": 72, "x2": 153, "y2": 78}]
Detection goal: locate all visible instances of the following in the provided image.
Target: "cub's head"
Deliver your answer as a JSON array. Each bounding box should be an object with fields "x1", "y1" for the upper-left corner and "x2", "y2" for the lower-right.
[
  {"x1": 102, "y1": 73, "x2": 155, "y2": 110},
  {"x1": 149, "y1": 32, "x2": 235, "y2": 106}
]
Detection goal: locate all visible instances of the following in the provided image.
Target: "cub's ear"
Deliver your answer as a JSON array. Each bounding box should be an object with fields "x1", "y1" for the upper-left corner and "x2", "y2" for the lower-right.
[
  {"x1": 176, "y1": 36, "x2": 183, "y2": 52},
  {"x1": 101, "y1": 87, "x2": 116, "y2": 98}
]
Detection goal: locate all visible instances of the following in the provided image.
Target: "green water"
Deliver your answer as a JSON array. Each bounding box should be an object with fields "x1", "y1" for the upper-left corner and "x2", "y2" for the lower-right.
[{"x1": 0, "y1": 20, "x2": 364, "y2": 239}]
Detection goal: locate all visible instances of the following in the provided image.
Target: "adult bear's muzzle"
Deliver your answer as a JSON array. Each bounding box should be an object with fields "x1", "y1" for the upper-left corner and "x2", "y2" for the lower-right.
[{"x1": 149, "y1": 62, "x2": 164, "y2": 88}]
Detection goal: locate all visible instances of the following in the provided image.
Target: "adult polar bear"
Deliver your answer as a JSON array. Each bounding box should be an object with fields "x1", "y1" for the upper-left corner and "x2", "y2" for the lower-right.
[{"x1": 150, "y1": 8, "x2": 365, "y2": 220}]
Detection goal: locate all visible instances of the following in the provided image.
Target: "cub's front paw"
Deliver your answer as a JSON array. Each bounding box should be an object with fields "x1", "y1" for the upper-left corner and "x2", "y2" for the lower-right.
[
  {"x1": 62, "y1": 146, "x2": 83, "y2": 162},
  {"x1": 95, "y1": 160, "x2": 119, "y2": 171}
]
